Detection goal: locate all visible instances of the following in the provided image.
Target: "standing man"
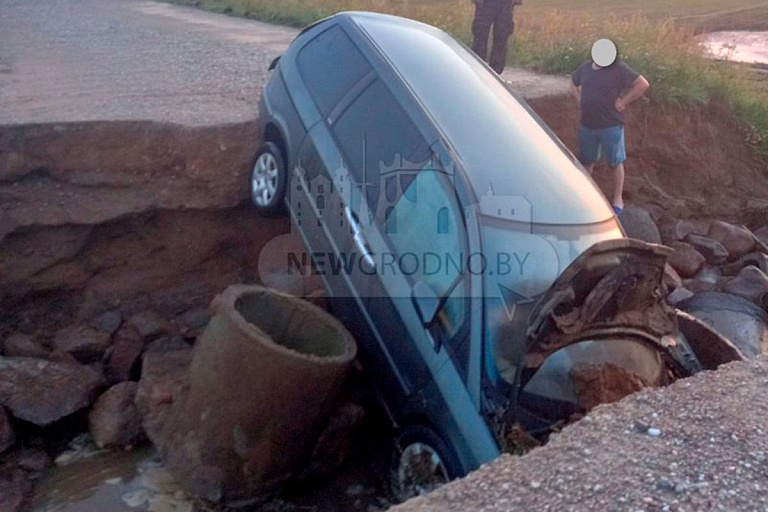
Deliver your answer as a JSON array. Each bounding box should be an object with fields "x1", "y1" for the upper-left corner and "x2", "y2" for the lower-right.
[
  {"x1": 571, "y1": 39, "x2": 650, "y2": 215},
  {"x1": 471, "y1": 0, "x2": 521, "y2": 74}
]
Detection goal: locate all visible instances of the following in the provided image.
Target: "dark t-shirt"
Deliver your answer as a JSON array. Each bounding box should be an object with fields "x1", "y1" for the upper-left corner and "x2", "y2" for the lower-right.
[{"x1": 572, "y1": 60, "x2": 640, "y2": 129}]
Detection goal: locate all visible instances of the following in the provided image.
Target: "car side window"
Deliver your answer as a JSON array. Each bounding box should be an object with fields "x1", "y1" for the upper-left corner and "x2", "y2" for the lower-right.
[
  {"x1": 297, "y1": 25, "x2": 372, "y2": 117},
  {"x1": 380, "y1": 168, "x2": 468, "y2": 344},
  {"x1": 332, "y1": 79, "x2": 426, "y2": 215}
]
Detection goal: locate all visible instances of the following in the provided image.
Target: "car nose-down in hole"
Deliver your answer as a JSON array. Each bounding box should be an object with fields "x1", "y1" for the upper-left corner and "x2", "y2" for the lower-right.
[{"x1": 252, "y1": 11, "x2": 744, "y2": 499}]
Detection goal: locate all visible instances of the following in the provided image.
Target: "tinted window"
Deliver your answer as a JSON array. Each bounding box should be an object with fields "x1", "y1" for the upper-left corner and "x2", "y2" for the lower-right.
[
  {"x1": 333, "y1": 79, "x2": 425, "y2": 212},
  {"x1": 297, "y1": 25, "x2": 372, "y2": 116}
]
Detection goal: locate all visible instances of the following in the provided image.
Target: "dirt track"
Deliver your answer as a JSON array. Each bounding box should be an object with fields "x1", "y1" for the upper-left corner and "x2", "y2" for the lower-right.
[{"x1": 0, "y1": 0, "x2": 569, "y2": 127}]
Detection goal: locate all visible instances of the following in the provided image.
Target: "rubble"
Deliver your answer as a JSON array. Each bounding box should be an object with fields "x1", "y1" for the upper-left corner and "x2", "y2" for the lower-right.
[
  {"x1": 659, "y1": 218, "x2": 700, "y2": 244},
  {"x1": 135, "y1": 349, "x2": 192, "y2": 442},
  {"x1": 106, "y1": 324, "x2": 145, "y2": 383},
  {"x1": 52, "y1": 324, "x2": 113, "y2": 364},
  {"x1": 707, "y1": 220, "x2": 756, "y2": 260},
  {"x1": 755, "y1": 225, "x2": 768, "y2": 247},
  {"x1": 1, "y1": 333, "x2": 49, "y2": 359},
  {"x1": 667, "y1": 241, "x2": 705, "y2": 277},
  {"x1": 92, "y1": 310, "x2": 123, "y2": 335},
  {"x1": 0, "y1": 357, "x2": 105, "y2": 425},
  {"x1": 127, "y1": 310, "x2": 175, "y2": 340},
  {"x1": 684, "y1": 234, "x2": 729, "y2": 265},
  {"x1": 722, "y1": 265, "x2": 768, "y2": 304},
  {"x1": 88, "y1": 382, "x2": 144, "y2": 449}
]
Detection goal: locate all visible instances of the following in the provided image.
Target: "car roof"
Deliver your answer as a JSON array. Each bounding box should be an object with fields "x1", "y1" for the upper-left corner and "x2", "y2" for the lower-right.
[{"x1": 308, "y1": 13, "x2": 613, "y2": 225}]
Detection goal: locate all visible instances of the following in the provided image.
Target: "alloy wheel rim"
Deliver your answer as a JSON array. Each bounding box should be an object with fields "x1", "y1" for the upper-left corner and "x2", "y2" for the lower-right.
[
  {"x1": 396, "y1": 442, "x2": 449, "y2": 500},
  {"x1": 252, "y1": 152, "x2": 278, "y2": 206}
]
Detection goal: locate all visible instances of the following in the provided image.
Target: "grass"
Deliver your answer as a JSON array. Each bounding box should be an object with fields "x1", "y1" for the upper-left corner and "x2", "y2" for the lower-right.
[{"x1": 175, "y1": 0, "x2": 768, "y2": 154}]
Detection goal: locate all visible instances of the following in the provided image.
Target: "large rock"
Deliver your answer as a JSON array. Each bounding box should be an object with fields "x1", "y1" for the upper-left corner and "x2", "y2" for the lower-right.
[
  {"x1": 88, "y1": 382, "x2": 143, "y2": 449},
  {"x1": 0, "y1": 407, "x2": 15, "y2": 454},
  {"x1": 707, "y1": 221, "x2": 755, "y2": 260},
  {"x1": 0, "y1": 357, "x2": 105, "y2": 425},
  {"x1": 175, "y1": 308, "x2": 212, "y2": 339},
  {"x1": 667, "y1": 287, "x2": 694, "y2": 306},
  {"x1": 106, "y1": 325, "x2": 145, "y2": 384},
  {"x1": 684, "y1": 234, "x2": 729, "y2": 265},
  {"x1": 659, "y1": 219, "x2": 699, "y2": 244},
  {"x1": 135, "y1": 349, "x2": 192, "y2": 442},
  {"x1": 756, "y1": 225, "x2": 768, "y2": 247},
  {"x1": 667, "y1": 241, "x2": 706, "y2": 278},
  {"x1": 127, "y1": 310, "x2": 174, "y2": 340},
  {"x1": 91, "y1": 310, "x2": 123, "y2": 336},
  {"x1": 723, "y1": 265, "x2": 768, "y2": 304},
  {"x1": 53, "y1": 324, "x2": 112, "y2": 363},
  {"x1": 2, "y1": 333, "x2": 49, "y2": 359},
  {"x1": 683, "y1": 279, "x2": 715, "y2": 294},
  {"x1": 723, "y1": 252, "x2": 768, "y2": 276},
  {"x1": 619, "y1": 206, "x2": 661, "y2": 244},
  {"x1": 694, "y1": 265, "x2": 722, "y2": 285}
]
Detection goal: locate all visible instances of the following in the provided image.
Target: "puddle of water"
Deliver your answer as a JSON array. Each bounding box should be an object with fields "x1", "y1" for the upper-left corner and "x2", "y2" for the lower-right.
[
  {"x1": 31, "y1": 437, "x2": 195, "y2": 512},
  {"x1": 699, "y1": 31, "x2": 768, "y2": 65}
]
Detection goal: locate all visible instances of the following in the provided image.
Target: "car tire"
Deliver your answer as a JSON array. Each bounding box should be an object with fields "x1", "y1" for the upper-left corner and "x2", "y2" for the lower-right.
[
  {"x1": 250, "y1": 141, "x2": 287, "y2": 216},
  {"x1": 391, "y1": 424, "x2": 462, "y2": 502}
]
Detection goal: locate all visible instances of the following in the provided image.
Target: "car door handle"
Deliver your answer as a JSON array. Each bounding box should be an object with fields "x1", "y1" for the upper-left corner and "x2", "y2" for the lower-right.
[{"x1": 344, "y1": 206, "x2": 376, "y2": 270}]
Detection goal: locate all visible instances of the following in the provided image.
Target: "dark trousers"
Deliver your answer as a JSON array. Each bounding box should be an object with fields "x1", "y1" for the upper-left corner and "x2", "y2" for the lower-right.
[{"x1": 471, "y1": 0, "x2": 515, "y2": 74}]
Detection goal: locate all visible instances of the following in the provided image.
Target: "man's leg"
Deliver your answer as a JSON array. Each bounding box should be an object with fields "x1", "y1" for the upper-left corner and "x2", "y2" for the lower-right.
[
  {"x1": 601, "y1": 125, "x2": 627, "y2": 210},
  {"x1": 578, "y1": 125, "x2": 600, "y2": 174},
  {"x1": 611, "y1": 163, "x2": 625, "y2": 210},
  {"x1": 471, "y1": 2, "x2": 494, "y2": 62},
  {"x1": 489, "y1": 1, "x2": 514, "y2": 74}
]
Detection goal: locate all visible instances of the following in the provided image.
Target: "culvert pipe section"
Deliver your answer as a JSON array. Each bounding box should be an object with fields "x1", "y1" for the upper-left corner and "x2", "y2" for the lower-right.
[{"x1": 160, "y1": 285, "x2": 357, "y2": 507}]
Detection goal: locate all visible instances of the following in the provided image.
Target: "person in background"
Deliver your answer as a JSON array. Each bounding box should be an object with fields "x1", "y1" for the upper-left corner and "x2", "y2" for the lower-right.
[
  {"x1": 471, "y1": 0, "x2": 522, "y2": 74},
  {"x1": 571, "y1": 39, "x2": 650, "y2": 215}
]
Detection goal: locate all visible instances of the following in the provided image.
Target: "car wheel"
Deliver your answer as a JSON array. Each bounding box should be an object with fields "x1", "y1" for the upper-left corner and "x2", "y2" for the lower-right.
[
  {"x1": 391, "y1": 425, "x2": 462, "y2": 502},
  {"x1": 250, "y1": 141, "x2": 287, "y2": 215}
]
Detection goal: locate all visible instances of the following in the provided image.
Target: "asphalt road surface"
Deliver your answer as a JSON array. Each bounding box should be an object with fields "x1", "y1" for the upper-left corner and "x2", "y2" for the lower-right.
[{"x1": 0, "y1": 0, "x2": 569, "y2": 127}]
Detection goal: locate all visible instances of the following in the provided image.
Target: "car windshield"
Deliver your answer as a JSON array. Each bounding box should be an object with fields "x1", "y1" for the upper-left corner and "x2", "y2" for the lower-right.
[{"x1": 355, "y1": 15, "x2": 614, "y2": 225}]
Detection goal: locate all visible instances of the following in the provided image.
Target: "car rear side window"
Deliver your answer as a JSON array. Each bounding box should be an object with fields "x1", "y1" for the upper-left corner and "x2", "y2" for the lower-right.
[
  {"x1": 332, "y1": 79, "x2": 425, "y2": 213},
  {"x1": 297, "y1": 25, "x2": 372, "y2": 117}
]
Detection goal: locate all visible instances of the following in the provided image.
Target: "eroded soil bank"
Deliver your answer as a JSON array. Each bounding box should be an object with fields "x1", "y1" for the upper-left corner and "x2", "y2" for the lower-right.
[{"x1": 529, "y1": 95, "x2": 768, "y2": 230}]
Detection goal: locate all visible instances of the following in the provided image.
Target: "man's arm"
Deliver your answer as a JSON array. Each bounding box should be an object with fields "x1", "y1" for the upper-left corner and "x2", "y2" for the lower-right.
[
  {"x1": 616, "y1": 75, "x2": 650, "y2": 112},
  {"x1": 570, "y1": 82, "x2": 582, "y2": 104}
]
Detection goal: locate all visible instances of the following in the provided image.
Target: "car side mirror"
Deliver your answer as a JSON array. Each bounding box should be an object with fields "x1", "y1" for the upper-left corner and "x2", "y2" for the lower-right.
[{"x1": 411, "y1": 281, "x2": 440, "y2": 328}]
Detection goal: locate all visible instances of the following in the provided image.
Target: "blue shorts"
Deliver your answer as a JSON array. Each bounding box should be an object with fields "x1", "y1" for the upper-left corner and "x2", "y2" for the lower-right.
[{"x1": 579, "y1": 125, "x2": 626, "y2": 167}]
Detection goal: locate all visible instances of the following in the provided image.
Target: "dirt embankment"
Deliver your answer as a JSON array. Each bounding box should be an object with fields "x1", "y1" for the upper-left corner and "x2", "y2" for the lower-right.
[
  {"x1": 528, "y1": 95, "x2": 768, "y2": 230},
  {"x1": 0, "y1": 121, "x2": 290, "y2": 341}
]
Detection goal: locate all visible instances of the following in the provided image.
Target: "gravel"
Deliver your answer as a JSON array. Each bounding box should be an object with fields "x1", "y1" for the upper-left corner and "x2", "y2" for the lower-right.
[{"x1": 392, "y1": 357, "x2": 768, "y2": 512}]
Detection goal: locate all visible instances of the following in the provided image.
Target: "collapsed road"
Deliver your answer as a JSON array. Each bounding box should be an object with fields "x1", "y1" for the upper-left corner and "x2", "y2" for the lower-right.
[{"x1": 1, "y1": 1, "x2": 768, "y2": 512}]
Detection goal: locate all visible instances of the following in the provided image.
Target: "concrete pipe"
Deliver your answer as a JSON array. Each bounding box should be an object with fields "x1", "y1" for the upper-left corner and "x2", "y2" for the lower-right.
[{"x1": 160, "y1": 285, "x2": 356, "y2": 507}]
